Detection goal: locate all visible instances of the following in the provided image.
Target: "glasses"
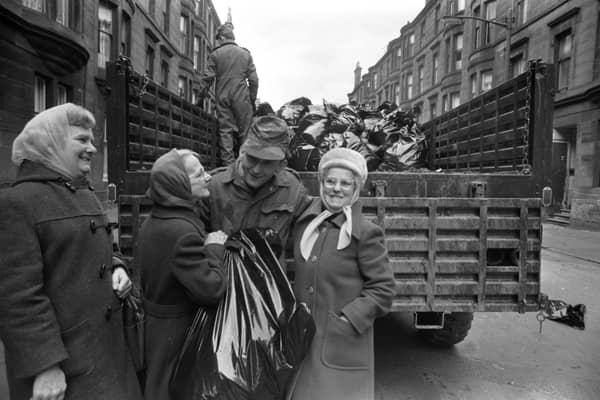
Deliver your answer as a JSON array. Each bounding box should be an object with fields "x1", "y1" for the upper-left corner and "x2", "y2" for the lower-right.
[{"x1": 323, "y1": 177, "x2": 354, "y2": 191}]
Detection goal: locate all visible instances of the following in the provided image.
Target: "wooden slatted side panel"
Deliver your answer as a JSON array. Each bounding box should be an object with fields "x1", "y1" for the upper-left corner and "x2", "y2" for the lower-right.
[
  {"x1": 117, "y1": 196, "x2": 153, "y2": 258},
  {"x1": 126, "y1": 72, "x2": 218, "y2": 172},
  {"x1": 422, "y1": 69, "x2": 529, "y2": 173},
  {"x1": 361, "y1": 197, "x2": 542, "y2": 312}
]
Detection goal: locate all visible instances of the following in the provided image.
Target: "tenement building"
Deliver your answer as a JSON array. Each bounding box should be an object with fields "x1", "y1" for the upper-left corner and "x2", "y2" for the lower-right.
[
  {"x1": 349, "y1": 0, "x2": 600, "y2": 229},
  {"x1": 0, "y1": 0, "x2": 221, "y2": 193}
]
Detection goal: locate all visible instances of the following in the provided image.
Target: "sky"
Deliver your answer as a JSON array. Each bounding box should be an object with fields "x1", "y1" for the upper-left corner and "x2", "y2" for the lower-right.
[{"x1": 212, "y1": 1, "x2": 426, "y2": 110}]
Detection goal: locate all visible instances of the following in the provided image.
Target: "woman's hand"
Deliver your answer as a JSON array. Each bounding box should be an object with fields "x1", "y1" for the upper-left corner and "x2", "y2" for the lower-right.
[
  {"x1": 31, "y1": 365, "x2": 66, "y2": 400},
  {"x1": 205, "y1": 230, "x2": 228, "y2": 245},
  {"x1": 112, "y1": 267, "x2": 132, "y2": 298}
]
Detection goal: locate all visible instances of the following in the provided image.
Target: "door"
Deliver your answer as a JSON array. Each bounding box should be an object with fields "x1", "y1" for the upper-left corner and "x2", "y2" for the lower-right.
[{"x1": 551, "y1": 142, "x2": 568, "y2": 209}]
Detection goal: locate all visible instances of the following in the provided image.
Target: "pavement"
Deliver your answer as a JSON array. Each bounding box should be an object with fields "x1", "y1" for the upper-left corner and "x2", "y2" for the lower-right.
[
  {"x1": 0, "y1": 222, "x2": 598, "y2": 399},
  {"x1": 542, "y1": 223, "x2": 600, "y2": 265}
]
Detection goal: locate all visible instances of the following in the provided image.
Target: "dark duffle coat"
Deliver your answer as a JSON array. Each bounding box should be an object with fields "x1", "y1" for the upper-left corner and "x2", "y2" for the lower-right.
[
  {"x1": 138, "y1": 206, "x2": 226, "y2": 400},
  {"x1": 0, "y1": 161, "x2": 142, "y2": 400},
  {"x1": 287, "y1": 198, "x2": 396, "y2": 400}
]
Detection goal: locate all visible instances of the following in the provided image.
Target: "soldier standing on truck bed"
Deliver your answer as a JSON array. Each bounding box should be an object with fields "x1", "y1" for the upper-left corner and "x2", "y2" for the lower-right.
[{"x1": 199, "y1": 22, "x2": 259, "y2": 166}]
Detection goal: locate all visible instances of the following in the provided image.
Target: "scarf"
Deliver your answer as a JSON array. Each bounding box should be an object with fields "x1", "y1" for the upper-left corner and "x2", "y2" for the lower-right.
[{"x1": 299, "y1": 205, "x2": 353, "y2": 261}]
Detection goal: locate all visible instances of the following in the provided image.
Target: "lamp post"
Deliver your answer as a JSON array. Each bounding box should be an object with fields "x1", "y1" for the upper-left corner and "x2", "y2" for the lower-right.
[{"x1": 443, "y1": 8, "x2": 514, "y2": 82}]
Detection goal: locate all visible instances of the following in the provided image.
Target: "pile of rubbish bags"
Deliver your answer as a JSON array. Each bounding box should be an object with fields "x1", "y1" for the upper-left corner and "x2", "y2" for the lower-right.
[
  {"x1": 277, "y1": 97, "x2": 429, "y2": 172},
  {"x1": 170, "y1": 229, "x2": 316, "y2": 400}
]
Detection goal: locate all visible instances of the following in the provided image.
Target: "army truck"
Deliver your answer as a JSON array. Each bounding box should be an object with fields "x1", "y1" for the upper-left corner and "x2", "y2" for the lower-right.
[{"x1": 105, "y1": 57, "x2": 554, "y2": 345}]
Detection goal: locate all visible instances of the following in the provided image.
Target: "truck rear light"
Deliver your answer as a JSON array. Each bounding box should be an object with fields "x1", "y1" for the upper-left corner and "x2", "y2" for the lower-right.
[{"x1": 542, "y1": 186, "x2": 552, "y2": 207}]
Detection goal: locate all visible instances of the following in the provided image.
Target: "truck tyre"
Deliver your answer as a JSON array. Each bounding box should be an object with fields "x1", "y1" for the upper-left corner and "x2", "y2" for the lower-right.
[{"x1": 417, "y1": 312, "x2": 474, "y2": 346}]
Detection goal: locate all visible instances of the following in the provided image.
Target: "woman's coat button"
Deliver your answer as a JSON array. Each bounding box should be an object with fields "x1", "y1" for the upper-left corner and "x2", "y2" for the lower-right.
[
  {"x1": 90, "y1": 219, "x2": 97, "y2": 233},
  {"x1": 307, "y1": 286, "x2": 315, "y2": 294},
  {"x1": 310, "y1": 256, "x2": 317, "y2": 262},
  {"x1": 99, "y1": 264, "x2": 107, "y2": 278}
]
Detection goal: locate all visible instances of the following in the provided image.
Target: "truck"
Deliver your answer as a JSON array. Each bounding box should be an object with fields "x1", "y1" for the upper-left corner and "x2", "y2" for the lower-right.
[{"x1": 105, "y1": 57, "x2": 554, "y2": 346}]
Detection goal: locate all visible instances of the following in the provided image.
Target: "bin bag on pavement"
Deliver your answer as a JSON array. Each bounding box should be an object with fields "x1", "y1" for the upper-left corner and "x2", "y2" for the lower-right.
[
  {"x1": 170, "y1": 229, "x2": 316, "y2": 400},
  {"x1": 542, "y1": 299, "x2": 586, "y2": 330}
]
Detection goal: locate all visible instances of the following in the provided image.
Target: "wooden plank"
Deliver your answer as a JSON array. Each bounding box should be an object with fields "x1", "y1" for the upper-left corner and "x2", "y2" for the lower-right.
[{"x1": 427, "y1": 203, "x2": 436, "y2": 308}]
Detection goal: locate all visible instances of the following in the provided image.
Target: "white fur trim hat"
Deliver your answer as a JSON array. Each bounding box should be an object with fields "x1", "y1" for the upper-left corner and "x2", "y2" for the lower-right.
[{"x1": 318, "y1": 147, "x2": 368, "y2": 189}]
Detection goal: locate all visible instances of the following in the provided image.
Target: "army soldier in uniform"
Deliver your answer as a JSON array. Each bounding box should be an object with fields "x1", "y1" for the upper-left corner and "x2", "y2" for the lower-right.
[
  {"x1": 199, "y1": 115, "x2": 311, "y2": 264},
  {"x1": 199, "y1": 22, "x2": 259, "y2": 166}
]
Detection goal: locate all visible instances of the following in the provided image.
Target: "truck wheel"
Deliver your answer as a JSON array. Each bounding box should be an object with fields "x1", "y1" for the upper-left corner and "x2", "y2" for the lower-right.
[{"x1": 417, "y1": 312, "x2": 474, "y2": 346}]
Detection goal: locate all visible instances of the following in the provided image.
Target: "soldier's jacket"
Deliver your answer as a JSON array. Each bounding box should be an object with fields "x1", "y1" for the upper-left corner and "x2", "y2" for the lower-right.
[
  {"x1": 199, "y1": 163, "x2": 310, "y2": 258},
  {"x1": 199, "y1": 39, "x2": 258, "y2": 103}
]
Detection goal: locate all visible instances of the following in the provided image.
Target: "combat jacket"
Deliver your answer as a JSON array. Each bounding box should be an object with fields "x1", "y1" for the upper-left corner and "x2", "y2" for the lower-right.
[{"x1": 200, "y1": 163, "x2": 310, "y2": 255}]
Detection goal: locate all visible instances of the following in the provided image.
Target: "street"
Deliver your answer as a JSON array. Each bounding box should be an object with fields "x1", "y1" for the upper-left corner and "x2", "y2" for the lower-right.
[{"x1": 1, "y1": 224, "x2": 599, "y2": 399}]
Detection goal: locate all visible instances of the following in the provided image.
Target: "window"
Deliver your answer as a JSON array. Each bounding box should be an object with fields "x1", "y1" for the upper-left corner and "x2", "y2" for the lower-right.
[
  {"x1": 407, "y1": 33, "x2": 415, "y2": 57},
  {"x1": 510, "y1": 53, "x2": 526, "y2": 78},
  {"x1": 454, "y1": 33, "x2": 463, "y2": 70},
  {"x1": 162, "y1": 0, "x2": 170, "y2": 33},
  {"x1": 160, "y1": 60, "x2": 169, "y2": 87},
  {"x1": 442, "y1": 94, "x2": 448, "y2": 113},
  {"x1": 407, "y1": 73, "x2": 413, "y2": 99},
  {"x1": 397, "y1": 47, "x2": 402, "y2": 58},
  {"x1": 473, "y1": 6, "x2": 481, "y2": 49},
  {"x1": 145, "y1": 45, "x2": 155, "y2": 78},
  {"x1": 470, "y1": 73, "x2": 477, "y2": 96},
  {"x1": 457, "y1": 0, "x2": 465, "y2": 12},
  {"x1": 98, "y1": 4, "x2": 113, "y2": 68},
  {"x1": 193, "y1": 36, "x2": 201, "y2": 71},
  {"x1": 434, "y1": 5, "x2": 440, "y2": 34},
  {"x1": 481, "y1": 70, "x2": 493, "y2": 92},
  {"x1": 374, "y1": 72, "x2": 378, "y2": 89},
  {"x1": 418, "y1": 65, "x2": 424, "y2": 94},
  {"x1": 192, "y1": 89, "x2": 200, "y2": 105},
  {"x1": 445, "y1": 38, "x2": 451, "y2": 73},
  {"x1": 395, "y1": 83, "x2": 400, "y2": 105},
  {"x1": 516, "y1": 0, "x2": 529, "y2": 26},
  {"x1": 34, "y1": 75, "x2": 47, "y2": 113},
  {"x1": 429, "y1": 100, "x2": 437, "y2": 119},
  {"x1": 180, "y1": 15, "x2": 189, "y2": 55},
  {"x1": 195, "y1": 0, "x2": 204, "y2": 17},
  {"x1": 484, "y1": 1, "x2": 496, "y2": 45},
  {"x1": 450, "y1": 92, "x2": 460, "y2": 109},
  {"x1": 120, "y1": 12, "x2": 131, "y2": 56},
  {"x1": 57, "y1": 84, "x2": 70, "y2": 104},
  {"x1": 56, "y1": 0, "x2": 68, "y2": 26},
  {"x1": 178, "y1": 77, "x2": 186, "y2": 98},
  {"x1": 432, "y1": 53, "x2": 439, "y2": 84},
  {"x1": 556, "y1": 31, "x2": 573, "y2": 90},
  {"x1": 23, "y1": 0, "x2": 43, "y2": 12},
  {"x1": 420, "y1": 21, "x2": 426, "y2": 46}
]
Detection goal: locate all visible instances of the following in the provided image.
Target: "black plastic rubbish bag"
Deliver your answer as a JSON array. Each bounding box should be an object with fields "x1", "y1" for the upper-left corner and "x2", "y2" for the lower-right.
[
  {"x1": 170, "y1": 229, "x2": 316, "y2": 400},
  {"x1": 277, "y1": 97, "x2": 312, "y2": 127}
]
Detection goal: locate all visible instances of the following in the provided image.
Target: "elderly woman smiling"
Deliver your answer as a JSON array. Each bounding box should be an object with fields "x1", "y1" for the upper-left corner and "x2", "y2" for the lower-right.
[
  {"x1": 287, "y1": 148, "x2": 396, "y2": 400},
  {"x1": 0, "y1": 103, "x2": 142, "y2": 400}
]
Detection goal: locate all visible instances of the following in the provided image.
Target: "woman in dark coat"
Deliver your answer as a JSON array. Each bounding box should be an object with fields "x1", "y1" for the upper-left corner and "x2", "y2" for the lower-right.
[
  {"x1": 0, "y1": 103, "x2": 142, "y2": 400},
  {"x1": 287, "y1": 148, "x2": 396, "y2": 400},
  {"x1": 137, "y1": 149, "x2": 227, "y2": 400}
]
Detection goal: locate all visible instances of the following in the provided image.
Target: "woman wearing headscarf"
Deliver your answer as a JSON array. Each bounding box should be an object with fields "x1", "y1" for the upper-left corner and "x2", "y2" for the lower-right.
[
  {"x1": 287, "y1": 148, "x2": 396, "y2": 400},
  {"x1": 0, "y1": 103, "x2": 142, "y2": 400},
  {"x1": 136, "y1": 149, "x2": 227, "y2": 400}
]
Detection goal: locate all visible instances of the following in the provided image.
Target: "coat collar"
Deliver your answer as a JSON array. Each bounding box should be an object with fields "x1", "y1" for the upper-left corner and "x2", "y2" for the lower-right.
[
  {"x1": 13, "y1": 160, "x2": 92, "y2": 190},
  {"x1": 212, "y1": 39, "x2": 237, "y2": 51},
  {"x1": 150, "y1": 204, "x2": 205, "y2": 230},
  {"x1": 297, "y1": 197, "x2": 363, "y2": 240}
]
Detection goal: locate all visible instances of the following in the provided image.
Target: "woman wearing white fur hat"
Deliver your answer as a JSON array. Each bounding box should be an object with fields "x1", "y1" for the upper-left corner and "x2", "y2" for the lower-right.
[{"x1": 286, "y1": 147, "x2": 395, "y2": 400}]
